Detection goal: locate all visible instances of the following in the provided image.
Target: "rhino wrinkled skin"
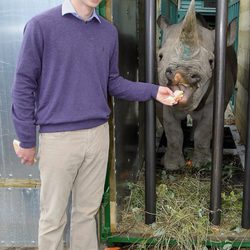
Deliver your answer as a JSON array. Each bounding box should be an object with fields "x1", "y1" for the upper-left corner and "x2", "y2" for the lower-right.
[{"x1": 157, "y1": 0, "x2": 237, "y2": 170}]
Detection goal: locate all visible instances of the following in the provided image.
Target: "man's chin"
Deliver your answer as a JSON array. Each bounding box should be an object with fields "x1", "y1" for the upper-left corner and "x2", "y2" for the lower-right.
[
  {"x1": 89, "y1": 0, "x2": 101, "y2": 7},
  {"x1": 80, "y1": 0, "x2": 101, "y2": 8}
]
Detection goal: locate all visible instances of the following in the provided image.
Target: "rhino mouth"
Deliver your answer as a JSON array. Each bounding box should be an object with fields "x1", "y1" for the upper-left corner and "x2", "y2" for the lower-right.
[
  {"x1": 169, "y1": 83, "x2": 194, "y2": 106},
  {"x1": 166, "y1": 71, "x2": 201, "y2": 106}
]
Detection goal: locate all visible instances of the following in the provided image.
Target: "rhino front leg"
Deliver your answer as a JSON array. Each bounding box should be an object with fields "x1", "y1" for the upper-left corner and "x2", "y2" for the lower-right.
[
  {"x1": 162, "y1": 107, "x2": 185, "y2": 170},
  {"x1": 192, "y1": 107, "x2": 213, "y2": 167}
]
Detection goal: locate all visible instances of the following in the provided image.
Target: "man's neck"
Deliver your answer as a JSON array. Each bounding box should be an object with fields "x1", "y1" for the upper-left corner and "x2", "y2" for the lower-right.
[{"x1": 70, "y1": 0, "x2": 94, "y2": 21}]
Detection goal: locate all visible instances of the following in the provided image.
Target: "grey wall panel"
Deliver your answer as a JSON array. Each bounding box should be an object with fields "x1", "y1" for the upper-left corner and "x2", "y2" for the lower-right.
[
  {"x1": 0, "y1": 188, "x2": 39, "y2": 246},
  {"x1": 0, "y1": 188, "x2": 70, "y2": 247},
  {"x1": 0, "y1": 0, "x2": 62, "y2": 179}
]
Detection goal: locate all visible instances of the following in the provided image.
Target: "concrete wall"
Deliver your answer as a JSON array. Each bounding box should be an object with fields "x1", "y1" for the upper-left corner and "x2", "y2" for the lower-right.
[{"x1": 235, "y1": 0, "x2": 250, "y2": 144}]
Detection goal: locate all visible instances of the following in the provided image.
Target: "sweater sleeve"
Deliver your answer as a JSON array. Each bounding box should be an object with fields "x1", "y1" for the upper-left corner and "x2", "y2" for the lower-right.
[
  {"x1": 108, "y1": 28, "x2": 159, "y2": 101},
  {"x1": 11, "y1": 19, "x2": 43, "y2": 148}
]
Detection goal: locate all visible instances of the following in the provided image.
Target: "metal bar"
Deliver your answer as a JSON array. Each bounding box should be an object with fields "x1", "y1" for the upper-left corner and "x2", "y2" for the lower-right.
[
  {"x1": 105, "y1": 235, "x2": 250, "y2": 248},
  {"x1": 0, "y1": 178, "x2": 40, "y2": 188},
  {"x1": 242, "y1": 66, "x2": 250, "y2": 229},
  {"x1": 209, "y1": 0, "x2": 228, "y2": 225},
  {"x1": 145, "y1": 0, "x2": 156, "y2": 224}
]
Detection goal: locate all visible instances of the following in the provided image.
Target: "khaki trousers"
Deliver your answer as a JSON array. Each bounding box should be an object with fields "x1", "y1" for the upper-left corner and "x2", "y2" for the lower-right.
[{"x1": 38, "y1": 123, "x2": 109, "y2": 250}]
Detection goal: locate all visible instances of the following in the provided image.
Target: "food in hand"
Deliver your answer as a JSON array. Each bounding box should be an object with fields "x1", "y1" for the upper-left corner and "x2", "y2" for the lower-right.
[
  {"x1": 13, "y1": 139, "x2": 21, "y2": 154},
  {"x1": 173, "y1": 90, "x2": 184, "y2": 101},
  {"x1": 165, "y1": 95, "x2": 176, "y2": 104},
  {"x1": 166, "y1": 90, "x2": 184, "y2": 103}
]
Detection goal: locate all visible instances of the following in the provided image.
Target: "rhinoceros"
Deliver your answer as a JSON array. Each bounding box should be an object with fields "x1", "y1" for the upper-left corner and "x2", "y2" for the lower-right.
[{"x1": 157, "y1": 0, "x2": 237, "y2": 170}]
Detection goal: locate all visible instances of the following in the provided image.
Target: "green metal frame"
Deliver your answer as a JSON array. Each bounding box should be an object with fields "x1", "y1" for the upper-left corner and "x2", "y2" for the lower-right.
[
  {"x1": 96, "y1": 1, "x2": 111, "y2": 241},
  {"x1": 161, "y1": 0, "x2": 178, "y2": 24},
  {"x1": 96, "y1": 0, "x2": 106, "y2": 17},
  {"x1": 99, "y1": 164, "x2": 111, "y2": 241}
]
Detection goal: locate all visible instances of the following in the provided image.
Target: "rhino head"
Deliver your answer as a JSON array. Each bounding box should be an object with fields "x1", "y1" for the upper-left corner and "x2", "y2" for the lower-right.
[{"x1": 157, "y1": 0, "x2": 216, "y2": 111}]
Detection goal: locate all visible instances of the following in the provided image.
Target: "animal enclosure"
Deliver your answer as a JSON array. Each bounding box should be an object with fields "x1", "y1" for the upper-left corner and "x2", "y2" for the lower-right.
[{"x1": 0, "y1": 0, "x2": 249, "y2": 249}]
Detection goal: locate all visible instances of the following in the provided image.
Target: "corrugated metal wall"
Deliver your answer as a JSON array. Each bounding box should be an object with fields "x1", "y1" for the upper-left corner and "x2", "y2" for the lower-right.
[
  {"x1": 0, "y1": 0, "x2": 67, "y2": 246},
  {"x1": 235, "y1": 0, "x2": 250, "y2": 144}
]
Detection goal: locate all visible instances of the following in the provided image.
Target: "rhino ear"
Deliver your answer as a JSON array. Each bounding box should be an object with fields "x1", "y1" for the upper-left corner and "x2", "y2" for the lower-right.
[
  {"x1": 211, "y1": 18, "x2": 237, "y2": 47},
  {"x1": 227, "y1": 18, "x2": 237, "y2": 47},
  {"x1": 157, "y1": 15, "x2": 169, "y2": 30}
]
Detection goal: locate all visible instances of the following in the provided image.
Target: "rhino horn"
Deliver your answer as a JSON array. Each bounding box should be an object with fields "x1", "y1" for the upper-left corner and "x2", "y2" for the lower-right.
[{"x1": 179, "y1": 0, "x2": 199, "y2": 48}]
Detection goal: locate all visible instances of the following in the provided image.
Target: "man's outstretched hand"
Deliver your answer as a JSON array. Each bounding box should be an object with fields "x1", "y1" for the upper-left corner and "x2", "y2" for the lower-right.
[{"x1": 156, "y1": 86, "x2": 178, "y2": 106}]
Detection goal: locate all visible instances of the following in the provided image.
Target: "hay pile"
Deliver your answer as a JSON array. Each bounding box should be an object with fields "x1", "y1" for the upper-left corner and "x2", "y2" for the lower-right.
[{"x1": 117, "y1": 170, "x2": 245, "y2": 250}]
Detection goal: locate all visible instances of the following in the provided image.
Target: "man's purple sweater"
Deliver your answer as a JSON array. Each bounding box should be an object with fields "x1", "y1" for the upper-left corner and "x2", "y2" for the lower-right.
[{"x1": 12, "y1": 5, "x2": 159, "y2": 148}]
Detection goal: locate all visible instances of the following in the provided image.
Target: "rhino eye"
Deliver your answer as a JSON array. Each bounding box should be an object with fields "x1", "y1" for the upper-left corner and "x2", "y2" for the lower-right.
[
  {"x1": 191, "y1": 74, "x2": 199, "y2": 79},
  {"x1": 209, "y1": 59, "x2": 214, "y2": 68},
  {"x1": 159, "y1": 53, "x2": 163, "y2": 61},
  {"x1": 190, "y1": 74, "x2": 201, "y2": 83}
]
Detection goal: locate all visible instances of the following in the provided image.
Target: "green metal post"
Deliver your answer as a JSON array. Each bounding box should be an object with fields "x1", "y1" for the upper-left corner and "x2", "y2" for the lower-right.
[
  {"x1": 97, "y1": 0, "x2": 106, "y2": 17},
  {"x1": 100, "y1": 161, "x2": 111, "y2": 242}
]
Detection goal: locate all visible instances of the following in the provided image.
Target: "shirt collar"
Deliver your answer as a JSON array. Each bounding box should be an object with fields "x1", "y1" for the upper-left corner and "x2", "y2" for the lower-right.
[{"x1": 62, "y1": 0, "x2": 101, "y2": 23}]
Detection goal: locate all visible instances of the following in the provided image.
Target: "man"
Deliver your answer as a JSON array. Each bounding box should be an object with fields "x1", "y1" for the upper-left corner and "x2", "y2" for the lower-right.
[{"x1": 11, "y1": 0, "x2": 177, "y2": 249}]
